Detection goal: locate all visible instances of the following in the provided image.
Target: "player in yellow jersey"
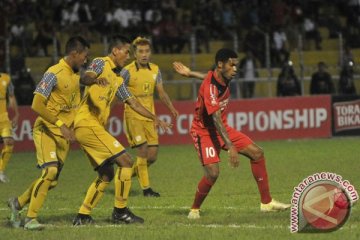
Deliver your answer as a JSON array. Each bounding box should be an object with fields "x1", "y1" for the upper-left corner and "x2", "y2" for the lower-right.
[
  {"x1": 120, "y1": 37, "x2": 178, "y2": 197},
  {"x1": 0, "y1": 72, "x2": 19, "y2": 183},
  {"x1": 72, "y1": 35, "x2": 171, "y2": 225},
  {"x1": 7, "y1": 36, "x2": 105, "y2": 230}
]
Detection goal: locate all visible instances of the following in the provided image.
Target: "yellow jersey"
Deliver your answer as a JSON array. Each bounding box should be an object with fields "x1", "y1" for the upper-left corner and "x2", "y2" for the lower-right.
[
  {"x1": 121, "y1": 61, "x2": 162, "y2": 121},
  {"x1": 0, "y1": 73, "x2": 15, "y2": 122},
  {"x1": 74, "y1": 56, "x2": 132, "y2": 127},
  {"x1": 33, "y1": 58, "x2": 80, "y2": 135}
]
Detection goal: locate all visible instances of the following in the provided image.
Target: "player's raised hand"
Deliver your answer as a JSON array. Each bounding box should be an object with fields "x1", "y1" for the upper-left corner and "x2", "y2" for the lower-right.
[
  {"x1": 171, "y1": 109, "x2": 179, "y2": 119},
  {"x1": 11, "y1": 115, "x2": 19, "y2": 128},
  {"x1": 59, "y1": 125, "x2": 76, "y2": 142},
  {"x1": 228, "y1": 145, "x2": 239, "y2": 168},
  {"x1": 95, "y1": 77, "x2": 109, "y2": 87},
  {"x1": 154, "y1": 118, "x2": 173, "y2": 133},
  {"x1": 173, "y1": 62, "x2": 190, "y2": 77}
]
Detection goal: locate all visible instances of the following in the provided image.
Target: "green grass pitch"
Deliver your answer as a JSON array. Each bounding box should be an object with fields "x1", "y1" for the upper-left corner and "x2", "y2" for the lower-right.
[{"x1": 0, "y1": 138, "x2": 359, "y2": 240}]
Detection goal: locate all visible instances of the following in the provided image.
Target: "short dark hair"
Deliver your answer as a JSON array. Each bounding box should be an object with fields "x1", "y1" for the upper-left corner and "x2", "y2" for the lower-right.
[
  {"x1": 215, "y1": 48, "x2": 238, "y2": 65},
  {"x1": 65, "y1": 36, "x2": 90, "y2": 54},
  {"x1": 108, "y1": 35, "x2": 130, "y2": 53}
]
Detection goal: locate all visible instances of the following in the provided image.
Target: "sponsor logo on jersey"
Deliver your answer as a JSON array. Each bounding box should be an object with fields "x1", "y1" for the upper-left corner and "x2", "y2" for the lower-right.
[
  {"x1": 113, "y1": 140, "x2": 120, "y2": 147},
  {"x1": 50, "y1": 152, "x2": 56, "y2": 159},
  {"x1": 135, "y1": 135, "x2": 142, "y2": 142}
]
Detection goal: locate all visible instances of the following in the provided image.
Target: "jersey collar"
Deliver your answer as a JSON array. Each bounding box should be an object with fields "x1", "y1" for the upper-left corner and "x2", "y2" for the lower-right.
[
  {"x1": 104, "y1": 56, "x2": 122, "y2": 74},
  {"x1": 105, "y1": 56, "x2": 117, "y2": 69},
  {"x1": 213, "y1": 70, "x2": 227, "y2": 86},
  {"x1": 60, "y1": 58, "x2": 74, "y2": 73},
  {"x1": 134, "y1": 61, "x2": 151, "y2": 71}
]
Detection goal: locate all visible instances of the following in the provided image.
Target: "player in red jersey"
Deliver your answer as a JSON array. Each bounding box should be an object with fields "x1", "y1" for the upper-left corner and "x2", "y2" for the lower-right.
[{"x1": 173, "y1": 49, "x2": 290, "y2": 219}]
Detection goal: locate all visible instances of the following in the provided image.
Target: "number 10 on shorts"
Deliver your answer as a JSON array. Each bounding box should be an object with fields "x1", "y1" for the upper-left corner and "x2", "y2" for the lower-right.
[{"x1": 205, "y1": 147, "x2": 216, "y2": 158}]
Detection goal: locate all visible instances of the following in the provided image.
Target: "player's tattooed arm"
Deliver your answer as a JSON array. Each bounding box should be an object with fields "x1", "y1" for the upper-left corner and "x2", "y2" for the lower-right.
[
  {"x1": 212, "y1": 110, "x2": 239, "y2": 168},
  {"x1": 212, "y1": 110, "x2": 232, "y2": 147}
]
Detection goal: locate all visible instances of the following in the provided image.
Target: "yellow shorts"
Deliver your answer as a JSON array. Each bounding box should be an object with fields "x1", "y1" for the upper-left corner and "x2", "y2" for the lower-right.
[
  {"x1": 124, "y1": 118, "x2": 158, "y2": 147},
  {"x1": 75, "y1": 125, "x2": 126, "y2": 169},
  {"x1": 0, "y1": 120, "x2": 13, "y2": 138},
  {"x1": 33, "y1": 124, "x2": 70, "y2": 168}
]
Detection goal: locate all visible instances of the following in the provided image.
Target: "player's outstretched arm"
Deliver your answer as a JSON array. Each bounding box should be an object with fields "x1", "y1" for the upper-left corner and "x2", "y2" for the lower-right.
[
  {"x1": 125, "y1": 98, "x2": 172, "y2": 132},
  {"x1": 212, "y1": 110, "x2": 239, "y2": 168},
  {"x1": 173, "y1": 61, "x2": 206, "y2": 79}
]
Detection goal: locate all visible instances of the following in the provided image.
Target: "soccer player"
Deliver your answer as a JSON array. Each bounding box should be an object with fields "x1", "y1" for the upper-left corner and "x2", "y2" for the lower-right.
[
  {"x1": 7, "y1": 36, "x2": 102, "y2": 230},
  {"x1": 0, "y1": 72, "x2": 19, "y2": 183},
  {"x1": 120, "y1": 37, "x2": 178, "y2": 197},
  {"x1": 173, "y1": 49, "x2": 291, "y2": 219},
  {"x1": 72, "y1": 35, "x2": 171, "y2": 225}
]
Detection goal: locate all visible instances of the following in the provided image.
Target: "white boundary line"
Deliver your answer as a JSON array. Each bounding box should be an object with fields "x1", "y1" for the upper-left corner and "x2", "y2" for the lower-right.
[{"x1": 0, "y1": 205, "x2": 254, "y2": 211}]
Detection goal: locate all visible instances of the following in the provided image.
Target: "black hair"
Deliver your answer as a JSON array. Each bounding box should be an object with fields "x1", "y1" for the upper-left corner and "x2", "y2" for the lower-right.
[
  {"x1": 108, "y1": 35, "x2": 130, "y2": 53},
  {"x1": 215, "y1": 48, "x2": 238, "y2": 65},
  {"x1": 65, "y1": 36, "x2": 90, "y2": 54}
]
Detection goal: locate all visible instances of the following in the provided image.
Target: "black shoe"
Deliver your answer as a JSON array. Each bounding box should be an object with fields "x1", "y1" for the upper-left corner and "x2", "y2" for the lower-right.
[
  {"x1": 143, "y1": 188, "x2": 160, "y2": 197},
  {"x1": 73, "y1": 214, "x2": 94, "y2": 226},
  {"x1": 112, "y1": 207, "x2": 144, "y2": 224}
]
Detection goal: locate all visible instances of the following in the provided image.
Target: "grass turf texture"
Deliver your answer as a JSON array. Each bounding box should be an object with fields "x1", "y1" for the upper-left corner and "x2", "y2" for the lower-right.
[{"x1": 0, "y1": 138, "x2": 359, "y2": 239}]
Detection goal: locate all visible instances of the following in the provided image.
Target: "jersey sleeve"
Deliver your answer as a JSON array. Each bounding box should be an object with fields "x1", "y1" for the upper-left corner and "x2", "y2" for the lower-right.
[
  {"x1": 120, "y1": 68, "x2": 130, "y2": 86},
  {"x1": 155, "y1": 69, "x2": 163, "y2": 84},
  {"x1": 34, "y1": 72, "x2": 57, "y2": 98},
  {"x1": 116, "y1": 82, "x2": 133, "y2": 102},
  {"x1": 86, "y1": 58, "x2": 105, "y2": 76},
  {"x1": 203, "y1": 81, "x2": 220, "y2": 115}
]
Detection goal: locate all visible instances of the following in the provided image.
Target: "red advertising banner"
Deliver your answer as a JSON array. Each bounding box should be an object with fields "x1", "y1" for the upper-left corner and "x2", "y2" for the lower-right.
[
  {"x1": 333, "y1": 99, "x2": 360, "y2": 132},
  {"x1": 11, "y1": 95, "x2": 332, "y2": 152},
  {"x1": 224, "y1": 95, "x2": 332, "y2": 140}
]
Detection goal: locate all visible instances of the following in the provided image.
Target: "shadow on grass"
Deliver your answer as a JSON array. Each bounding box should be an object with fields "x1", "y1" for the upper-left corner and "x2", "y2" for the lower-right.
[
  {"x1": 104, "y1": 188, "x2": 142, "y2": 197},
  {"x1": 1, "y1": 218, "x2": 16, "y2": 229},
  {"x1": 41, "y1": 213, "x2": 114, "y2": 226}
]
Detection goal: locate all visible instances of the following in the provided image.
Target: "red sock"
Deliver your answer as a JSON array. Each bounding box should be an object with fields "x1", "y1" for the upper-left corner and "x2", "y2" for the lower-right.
[
  {"x1": 191, "y1": 176, "x2": 215, "y2": 209},
  {"x1": 250, "y1": 157, "x2": 272, "y2": 204}
]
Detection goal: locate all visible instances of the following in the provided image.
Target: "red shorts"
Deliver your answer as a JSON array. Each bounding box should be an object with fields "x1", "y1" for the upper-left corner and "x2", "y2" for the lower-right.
[{"x1": 191, "y1": 127, "x2": 253, "y2": 166}]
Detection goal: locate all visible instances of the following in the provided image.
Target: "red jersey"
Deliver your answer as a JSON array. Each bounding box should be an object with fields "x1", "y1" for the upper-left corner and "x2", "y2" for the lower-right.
[{"x1": 191, "y1": 71, "x2": 230, "y2": 135}]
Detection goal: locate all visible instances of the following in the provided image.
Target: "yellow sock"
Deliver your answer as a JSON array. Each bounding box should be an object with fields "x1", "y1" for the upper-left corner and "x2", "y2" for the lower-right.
[
  {"x1": 79, "y1": 177, "x2": 109, "y2": 215},
  {"x1": 0, "y1": 145, "x2": 13, "y2": 171},
  {"x1": 114, "y1": 167, "x2": 132, "y2": 208},
  {"x1": 27, "y1": 167, "x2": 57, "y2": 218},
  {"x1": 136, "y1": 157, "x2": 149, "y2": 189},
  {"x1": 18, "y1": 179, "x2": 38, "y2": 208}
]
